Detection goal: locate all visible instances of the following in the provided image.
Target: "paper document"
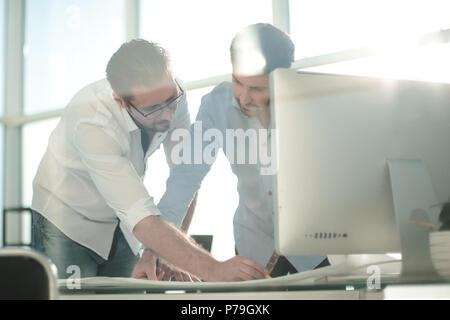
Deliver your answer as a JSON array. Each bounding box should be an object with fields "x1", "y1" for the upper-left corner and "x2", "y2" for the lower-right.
[{"x1": 58, "y1": 259, "x2": 402, "y2": 293}]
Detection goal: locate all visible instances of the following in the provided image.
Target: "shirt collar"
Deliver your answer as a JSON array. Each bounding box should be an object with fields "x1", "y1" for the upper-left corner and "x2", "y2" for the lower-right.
[
  {"x1": 120, "y1": 105, "x2": 140, "y2": 132},
  {"x1": 122, "y1": 103, "x2": 171, "y2": 143},
  {"x1": 96, "y1": 81, "x2": 140, "y2": 133},
  {"x1": 99, "y1": 80, "x2": 173, "y2": 136}
]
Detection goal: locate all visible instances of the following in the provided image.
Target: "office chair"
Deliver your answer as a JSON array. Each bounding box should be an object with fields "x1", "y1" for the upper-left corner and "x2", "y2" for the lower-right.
[{"x1": 0, "y1": 247, "x2": 58, "y2": 300}]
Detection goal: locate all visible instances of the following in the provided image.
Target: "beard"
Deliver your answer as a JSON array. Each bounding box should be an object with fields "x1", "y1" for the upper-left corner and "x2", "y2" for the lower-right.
[
  {"x1": 238, "y1": 101, "x2": 266, "y2": 118},
  {"x1": 240, "y1": 106, "x2": 255, "y2": 117},
  {"x1": 130, "y1": 111, "x2": 171, "y2": 132}
]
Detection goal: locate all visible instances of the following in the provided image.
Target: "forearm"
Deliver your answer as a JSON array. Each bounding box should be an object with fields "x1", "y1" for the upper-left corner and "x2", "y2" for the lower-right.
[
  {"x1": 180, "y1": 192, "x2": 198, "y2": 232},
  {"x1": 133, "y1": 215, "x2": 219, "y2": 281}
]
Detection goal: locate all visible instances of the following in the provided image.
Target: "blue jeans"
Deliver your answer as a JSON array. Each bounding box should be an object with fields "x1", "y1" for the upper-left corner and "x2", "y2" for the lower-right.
[{"x1": 31, "y1": 210, "x2": 139, "y2": 279}]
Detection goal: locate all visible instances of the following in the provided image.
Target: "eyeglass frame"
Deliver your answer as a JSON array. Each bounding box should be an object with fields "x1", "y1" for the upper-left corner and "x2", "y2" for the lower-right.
[{"x1": 125, "y1": 79, "x2": 184, "y2": 118}]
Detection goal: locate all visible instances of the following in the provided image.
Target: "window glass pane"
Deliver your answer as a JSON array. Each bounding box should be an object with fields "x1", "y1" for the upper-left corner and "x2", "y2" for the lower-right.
[
  {"x1": 304, "y1": 43, "x2": 450, "y2": 84},
  {"x1": 290, "y1": 0, "x2": 450, "y2": 59},
  {"x1": 0, "y1": 125, "x2": 4, "y2": 242},
  {"x1": 23, "y1": 0, "x2": 125, "y2": 115},
  {"x1": 186, "y1": 86, "x2": 215, "y2": 122},
  {"x1": 22, "y1": 118, "x2": 60, "y2": 207},
  {"x1": 140, "y1": 0, "x2": 272, "y2": 82},
  {"x1": 0, "y1": 0, "x2": 5, "y2": 244},
  {"x1": 0, "y1": 0, "x2": 5, "y2": 115},
  {"x1": 189, "y1": 153, "x2": 238, "y2": 261}
]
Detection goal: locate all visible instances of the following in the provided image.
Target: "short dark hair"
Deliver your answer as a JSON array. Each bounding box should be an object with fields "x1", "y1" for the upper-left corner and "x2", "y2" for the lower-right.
[
  {"x1": 230, "y1": 23, "x2": 295, "y2": 75},
  {"x1": 106, "y1": 39, "x2": 171, "y2": 100}
]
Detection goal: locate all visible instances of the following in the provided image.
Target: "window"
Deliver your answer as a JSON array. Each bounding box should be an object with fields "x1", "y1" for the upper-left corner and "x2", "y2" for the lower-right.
[
  {"x1": 0, "y1": 0, "x2": 5, "y2": 115},
  {"x1": 22, "y1": 118, "x2": 60, "y2": 208},
  {"x1": 290, "y1": 0, "x2": 450, "y2": 59},
  {"x1": 23, "y1": 0, "x2": 125, "y2": 115},
  {"x1": 0, "y1": 125, "x2": 3, "y2": 235},
  {"x1": 290, "y1": 1, "x2": 450, "y2": 84},
  {"x1": 21, "y1": 118, "x2": 60, "y2": 244},
  {"x1": 140, "y1": 0, "x2": 272, "y2": 82},
  {"x1": 0, "y1": 0, "x2": 5, "y2": 243},
  {"x1": 304, "y1": 43, "x2": 450, "y2": 84}
]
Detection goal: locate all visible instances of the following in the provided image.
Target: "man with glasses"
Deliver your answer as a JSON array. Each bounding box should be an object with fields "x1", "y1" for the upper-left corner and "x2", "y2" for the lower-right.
[
  {"x1": 31, "y1": 39, "x2": 268, "y2": 281},
  {"x1": 133, "y1": 24, "x2": 329, "y2": 279}
]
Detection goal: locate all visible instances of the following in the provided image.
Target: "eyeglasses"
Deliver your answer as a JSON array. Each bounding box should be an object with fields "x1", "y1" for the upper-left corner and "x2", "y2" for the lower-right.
[{"x1": 126, "y1": 79, "x2": 184, "y2": 118}]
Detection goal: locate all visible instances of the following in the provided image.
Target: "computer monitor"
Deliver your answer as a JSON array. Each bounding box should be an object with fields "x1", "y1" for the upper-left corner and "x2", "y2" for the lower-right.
[{"x1": 271, "y1": 69, "x2": 450, "y2": 277}]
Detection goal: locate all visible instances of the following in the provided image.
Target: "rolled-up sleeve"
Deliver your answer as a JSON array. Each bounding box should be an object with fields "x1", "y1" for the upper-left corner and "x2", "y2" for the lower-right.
[{"x1": 73, "y1": 121, "x2": 160, "y2": 232}]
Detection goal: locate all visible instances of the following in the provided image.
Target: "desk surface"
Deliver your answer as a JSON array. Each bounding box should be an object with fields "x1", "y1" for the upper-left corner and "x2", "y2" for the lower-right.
[
  {"x1": 60, "y1": 289, "x2": 381, "y2": 300},
  {"x1": 57, "y1": 273, "x2": 450, "y2": 300},
  {"x1": 60, "y1": 284, "x2": 450, "y2": 300}
]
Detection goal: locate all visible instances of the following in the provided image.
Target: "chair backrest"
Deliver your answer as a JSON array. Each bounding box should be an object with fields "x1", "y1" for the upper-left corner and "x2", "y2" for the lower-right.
[{"x1": 0, "y1": 247, "x2": 58, "y2": 300}]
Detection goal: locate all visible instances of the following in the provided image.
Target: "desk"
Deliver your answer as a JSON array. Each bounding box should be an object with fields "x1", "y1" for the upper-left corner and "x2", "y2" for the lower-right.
[
  {"x1": 57, "y1": 274, "x2": 449, "y2": 300},
  {"x1": 60, "y1": 289, "x2": 383, "y2": 300}
]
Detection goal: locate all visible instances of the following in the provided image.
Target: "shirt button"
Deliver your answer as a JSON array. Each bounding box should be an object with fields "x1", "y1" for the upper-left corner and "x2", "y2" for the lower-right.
[{"x1": 268, "y1": 191, "x2": 272, "y2": 196}]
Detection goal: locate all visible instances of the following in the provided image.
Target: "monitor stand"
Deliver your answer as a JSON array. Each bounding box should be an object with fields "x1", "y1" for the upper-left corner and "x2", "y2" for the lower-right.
[{"x1": 387, "y1": 159, "x2": 441, "y2": 281}]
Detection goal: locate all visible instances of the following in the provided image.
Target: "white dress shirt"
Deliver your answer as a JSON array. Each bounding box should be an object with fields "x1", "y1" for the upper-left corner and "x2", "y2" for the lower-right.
[
  {"x1": 32, "y1": 79, "x2": 190, "y2": 259},
  {"x1": 158, "y1": 82, "x2": 326, "y2": 271}
]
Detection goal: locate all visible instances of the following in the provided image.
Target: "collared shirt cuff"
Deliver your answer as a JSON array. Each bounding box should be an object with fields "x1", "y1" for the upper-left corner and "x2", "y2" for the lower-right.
[{"x1": 116, "y1": 197, "x2": 161, "y2": 234}]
